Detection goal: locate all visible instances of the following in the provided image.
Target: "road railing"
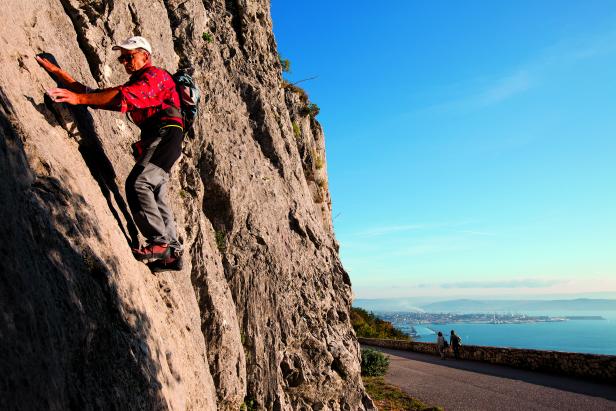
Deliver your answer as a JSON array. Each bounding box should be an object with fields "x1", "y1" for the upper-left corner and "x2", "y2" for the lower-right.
[{"x1": 358, "y1": 337, "x2": 616, "y2": 384}]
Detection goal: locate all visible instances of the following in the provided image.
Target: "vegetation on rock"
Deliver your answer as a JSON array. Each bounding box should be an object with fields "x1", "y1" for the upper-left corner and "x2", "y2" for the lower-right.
[
  {"x1": 313, "y1": 149, "x2": 324, "y2": 170},
  {"x1": 361, "y1": 348, "x2": 390, "y2": 377},
  {"x1": 279, "y1": 55, "x2": 291, "y2": 73},
  {"x1": 351, "y1": 307, "x2": 411, "y2": 340},
  {"x1": 300, "y1": 102, "x2": 320, "y2": 118},
  {"x1": 202, "y1": 32, "x2": 213, "y2": 43},
  {"x1": 292, "y1": 121, "x2": 301, "y2": 138},
  {"x1": 215, "y1": 228, "x2": 227, "y2": 252},
  {"x1": 282, "y1": 80, "x2": 309, "y2": 103}
]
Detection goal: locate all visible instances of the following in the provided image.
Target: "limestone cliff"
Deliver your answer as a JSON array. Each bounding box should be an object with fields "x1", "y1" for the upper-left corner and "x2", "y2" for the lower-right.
[{"x1": 0, "y1": 1, "x2": 372, "y2": 410}]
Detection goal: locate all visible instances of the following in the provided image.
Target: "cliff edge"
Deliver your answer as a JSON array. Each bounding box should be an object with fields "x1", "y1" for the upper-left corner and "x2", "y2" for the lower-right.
[{"x1": 0, "y1": 1, "x2": 372, "y2": 410}]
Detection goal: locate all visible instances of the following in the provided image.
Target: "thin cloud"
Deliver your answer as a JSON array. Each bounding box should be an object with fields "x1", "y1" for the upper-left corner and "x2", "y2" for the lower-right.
[
  {"x1": 439, "y1": 279, "x2": 565, "y2": 289},
  {"x1": 353, "y1": 221, "x2": 478, "y2": 238},
  {"x1": 455, "y1": 230, "x2": 496, "y2": 237},
  {"x1": 554, "y1": 28, "x2": 616, "y2": 62},
  {"x1": 422, "y1": 69, "x2": 533, "y2": 114},
  {"x1": 345, "y1": 223, "x2": 494, "y2": 260},
  {"x1": 353, "y1": 224, "x2": 427, "y2": 238},
  {"x1": 411, "y1": 70, "x2": 533, "y2": 115},
  {"x1": 411, "y1": 27, "x2": 616, "y2": 115},
  {"x1": 391, "y1": 241, "x2": 469, "y2": 258},
  {"x1": 476, "y1": 70, "x2": 532, "y2": 107}
]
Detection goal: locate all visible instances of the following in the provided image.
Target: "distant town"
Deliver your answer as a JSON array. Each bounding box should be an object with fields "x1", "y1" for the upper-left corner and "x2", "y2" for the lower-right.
[{"x1": 377, "y1": 311, "x2": 605, "y2": 326}]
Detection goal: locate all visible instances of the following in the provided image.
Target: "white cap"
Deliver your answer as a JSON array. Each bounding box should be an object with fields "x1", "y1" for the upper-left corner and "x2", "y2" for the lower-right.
[{"x1": 112, "y1": 36, "x2": 152, "y2": 54}]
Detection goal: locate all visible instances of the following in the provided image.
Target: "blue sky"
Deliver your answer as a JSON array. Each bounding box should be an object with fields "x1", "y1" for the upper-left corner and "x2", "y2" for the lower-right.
[{"x1": 271, "y1": 1, "x2": 616, "y2": 300}]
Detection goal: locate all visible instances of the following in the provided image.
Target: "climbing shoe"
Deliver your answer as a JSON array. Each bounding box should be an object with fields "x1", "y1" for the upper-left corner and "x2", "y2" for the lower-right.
[
  {"x1": 147, "y1": 253, "x2": 183, "y2": 272},
  {"x1": 132, "y1": 243, "x2": 171, "y2": 261}
]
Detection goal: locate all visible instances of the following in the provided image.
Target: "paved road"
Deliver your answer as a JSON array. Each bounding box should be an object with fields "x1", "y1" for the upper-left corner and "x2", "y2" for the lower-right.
[{"x1": 368, "y1": 346, "x2": 616, "y2": 411}]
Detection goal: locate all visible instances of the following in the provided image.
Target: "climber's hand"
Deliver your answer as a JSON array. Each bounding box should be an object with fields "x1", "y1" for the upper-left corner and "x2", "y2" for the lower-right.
[
  {"x1": 47, "y1": 88, "x2": 81, "y2": 105},
  {"x1": 35, "y1": 56, "x2": 60, "y2": 75}
]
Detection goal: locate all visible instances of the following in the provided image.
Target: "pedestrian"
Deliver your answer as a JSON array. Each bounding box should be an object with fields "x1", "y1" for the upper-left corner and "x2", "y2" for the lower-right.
[
  {"x1": 450, "y1": 330, "x2": 462, "y2": 359},
  {"x1": 436, "y1": 331, "x2": 448, "y2": 359},
  {"x1": 37, "y1": 36, "x2": 184, "y2": 271}
]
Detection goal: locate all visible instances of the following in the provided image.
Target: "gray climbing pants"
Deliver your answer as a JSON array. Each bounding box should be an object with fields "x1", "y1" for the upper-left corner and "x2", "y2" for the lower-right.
[{"x1": 125, "y1": 158, "x2": 182, "y2": 251}]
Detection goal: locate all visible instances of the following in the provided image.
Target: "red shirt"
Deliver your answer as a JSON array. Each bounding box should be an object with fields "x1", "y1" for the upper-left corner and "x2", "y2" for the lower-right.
[{"x1": 117, "y1": 63, "x2": 182, "y2": 128}]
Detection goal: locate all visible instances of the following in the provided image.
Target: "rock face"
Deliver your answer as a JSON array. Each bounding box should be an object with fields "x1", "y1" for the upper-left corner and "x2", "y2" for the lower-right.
[{"x1": 0, "y1": 1, "x2": 372, "y2": 410}]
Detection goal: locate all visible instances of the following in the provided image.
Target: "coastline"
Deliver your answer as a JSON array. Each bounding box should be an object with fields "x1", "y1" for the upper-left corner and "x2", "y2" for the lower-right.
[{"x1": 379, "y1": 312, "x2": 616, "y2": 356}]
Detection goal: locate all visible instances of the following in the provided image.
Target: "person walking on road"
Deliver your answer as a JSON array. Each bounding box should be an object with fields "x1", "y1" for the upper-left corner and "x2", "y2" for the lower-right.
[
  {"x1": 36, "y1": 36, "x2": 184, "y2": 271},
  {"x1": 450, "y1": 330, "x2": 462, "y2": 359},
  {"x1": 436, "y1": 331, "x2": 448, "y2": 359}
]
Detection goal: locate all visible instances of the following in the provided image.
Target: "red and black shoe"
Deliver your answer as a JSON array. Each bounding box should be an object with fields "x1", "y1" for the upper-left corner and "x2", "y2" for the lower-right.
[
  {"x1": 132, "y1": 243, "x2": 171, "y2": 261},
  {"x1": 147, "y1": 252, "x2": 183, "y2": 272}
]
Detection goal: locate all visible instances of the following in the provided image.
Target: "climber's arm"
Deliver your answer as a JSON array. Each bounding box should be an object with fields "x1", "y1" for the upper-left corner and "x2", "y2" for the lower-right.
[
  {"x1": 46, "y1": 87, "x2": 120, "y2": 106},
  {"x1": 35, "y1": 55, "x2": 90, "y2": 94}
]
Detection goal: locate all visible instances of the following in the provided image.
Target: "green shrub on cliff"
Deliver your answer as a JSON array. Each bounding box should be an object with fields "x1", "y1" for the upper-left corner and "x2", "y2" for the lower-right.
[
  {"x1": 292, "y1": 121, "x2": 301, "y2": 138},
  {"x1": 361, "y1": 348, "x2": 390, "y2": 376},
  {"x1": 351, "y1": 307, "x2": 411, "y2": 340},
  {"x1": 202, "y1": 32, "x2": 213, "y2": 43},
  {"x1": 279, "y1": 55, "x2": 291, "y2": 73},
  {"x1": 300, "y1": 102, "x2": 320, "y2": 117},
  {"x1": 281, "y1": 80, "x2": 309, "y2": 103}
]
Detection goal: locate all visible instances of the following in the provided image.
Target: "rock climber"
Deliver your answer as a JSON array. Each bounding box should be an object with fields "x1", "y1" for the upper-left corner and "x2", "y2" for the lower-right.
[{"x1": 36, "y1": 36, "x2": 184, "y2": 272}]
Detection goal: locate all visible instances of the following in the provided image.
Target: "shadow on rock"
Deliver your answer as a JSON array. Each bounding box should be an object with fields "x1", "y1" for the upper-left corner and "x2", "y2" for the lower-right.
[{"x1": 1, "y1": 87, "x2": 164, "y2": 410}]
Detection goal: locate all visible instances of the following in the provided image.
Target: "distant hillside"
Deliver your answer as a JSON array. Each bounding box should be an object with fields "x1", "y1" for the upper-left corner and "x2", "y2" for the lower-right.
[
  {"x1": 351, "y1": 307, "x2": 411, "y2": 340},
  {"x1": 420, "y1": 298, "x2": 616, "y2": 313}
]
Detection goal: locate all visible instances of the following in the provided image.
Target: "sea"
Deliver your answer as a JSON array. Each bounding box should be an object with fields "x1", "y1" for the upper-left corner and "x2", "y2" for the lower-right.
[{"x1": 385, "y1": 312, "x2": 616, "y2": 356}]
